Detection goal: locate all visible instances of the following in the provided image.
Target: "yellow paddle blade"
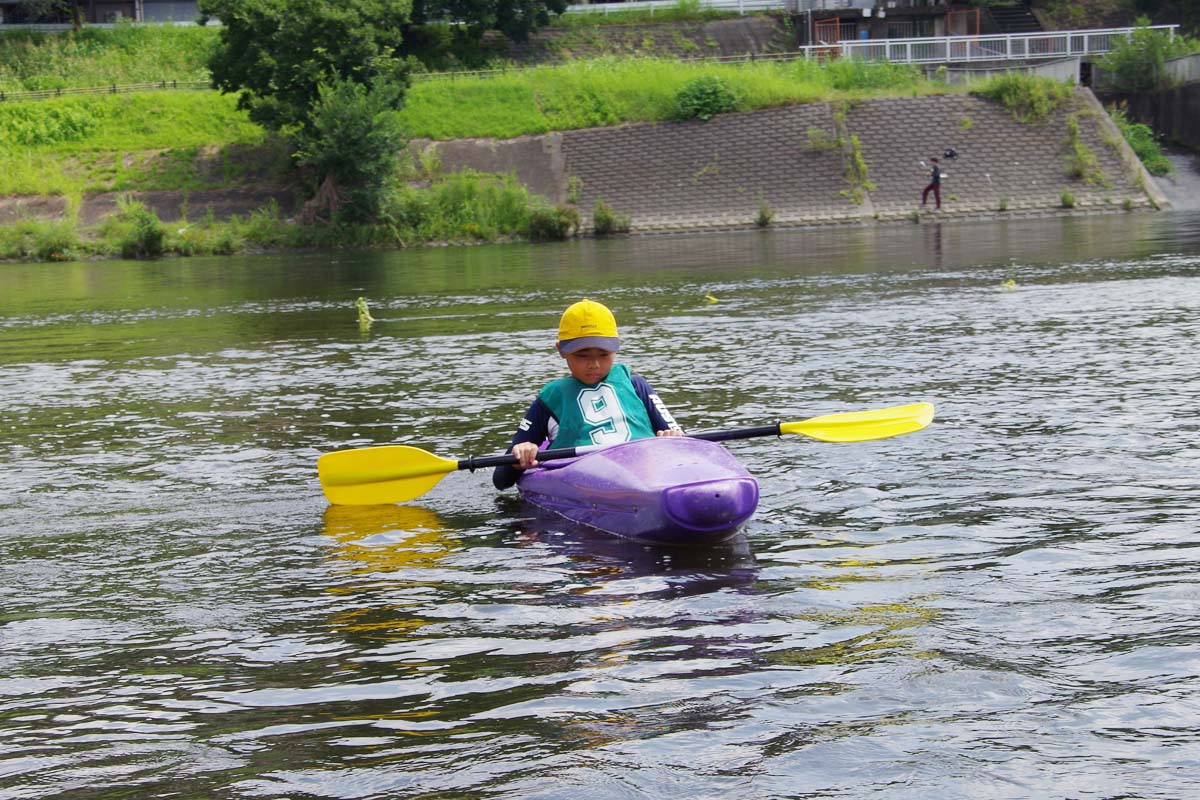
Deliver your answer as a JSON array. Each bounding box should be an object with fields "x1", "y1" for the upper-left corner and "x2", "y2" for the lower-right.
[
  {"x1": 781, "y1": 402, "x2": 935, "y2": 443},
  {"x1": 317, "y1": 445, "x2": 459, "y2": 506}
]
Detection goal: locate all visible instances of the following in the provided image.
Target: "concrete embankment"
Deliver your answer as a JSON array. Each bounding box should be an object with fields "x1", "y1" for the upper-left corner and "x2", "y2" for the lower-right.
[
  {"x1": 0, "y1": 87, "x2": 1169, "y2": 235},
  {"x1": 419, "y1": 87, "x2": 1169, "y2": 233}
]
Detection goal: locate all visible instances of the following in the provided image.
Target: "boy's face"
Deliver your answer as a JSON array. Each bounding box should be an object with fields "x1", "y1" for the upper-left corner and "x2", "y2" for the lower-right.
[{"x1": 563, "y1": 347, "x2": 615, "y2": 385}]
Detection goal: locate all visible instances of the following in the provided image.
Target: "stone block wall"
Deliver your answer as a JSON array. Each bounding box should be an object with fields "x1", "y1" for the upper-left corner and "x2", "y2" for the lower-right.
[{"x1": 427, "y1": 87, "x2": 1167, "y2": 233}]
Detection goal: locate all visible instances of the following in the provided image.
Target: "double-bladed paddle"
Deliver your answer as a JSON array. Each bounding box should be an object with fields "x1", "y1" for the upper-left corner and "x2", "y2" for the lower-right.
[
  {"x1": 317, "y1": 402, "x2": 934, "y2": 506},
  {"x1": 318, "y1": 402, "x2": 935, "y2": 506}
]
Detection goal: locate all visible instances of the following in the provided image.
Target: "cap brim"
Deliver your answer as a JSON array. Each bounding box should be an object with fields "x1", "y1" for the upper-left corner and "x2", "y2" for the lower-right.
[{"x1": 557, "y1": 336, "x2": 620, "y2": 355}]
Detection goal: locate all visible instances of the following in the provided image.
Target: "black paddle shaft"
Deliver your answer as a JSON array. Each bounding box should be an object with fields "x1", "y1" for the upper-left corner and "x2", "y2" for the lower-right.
[
  {"x1": 455, "y1": 424, "x2": 784, "y2": 472},
  {"x1": 691, "y1": 424, "x2": 783, "y2": 443}
]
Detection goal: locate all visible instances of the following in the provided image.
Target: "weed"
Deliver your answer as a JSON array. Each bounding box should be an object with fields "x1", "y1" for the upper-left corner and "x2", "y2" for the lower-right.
[
  {"x1": 972, "y1": 74, "x2": 1073, "y2": 124},
  {"x1": 109, "y1": 195, "x2": 165, "y2": 259},
  {"x1": 0, "y1": 217, "x2": 79, "y2": 261},
  {"x1": 807, "y1": 126, "x2": 839, "y2": 151},
  {"x1": 756, "y1": 196, "x2": 774, "y2": 227},
  {"x1": 1060, "y1": 187, "x2": 1076, "y2": 208},
  {"x1": 592, "y1": 197, "x2": 630, "y2": 235},
  {"x1": 675, "y1": 75, "x2": 737, "y2": 121},
  {"x1": 1064, "y1": 113, "x2": 1108, "y2": 187},
  {"x1": 840, "y1": 134, "x2": 875, "y2": 205},
  {"x1": 1109, "y1": 104, "x2": 1172, "y2": 176},
  {"x1": 566, "y1": 174, "x2": 584, "y2": 204},
  {"x1": 527, "y1": 202, "x2": 580, "y2": 241}
]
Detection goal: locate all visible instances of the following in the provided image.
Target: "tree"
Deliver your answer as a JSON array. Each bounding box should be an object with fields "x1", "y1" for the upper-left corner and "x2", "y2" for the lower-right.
[
  {"x1": 198, "y1": 0, "x2": 416, "y2": 223},
  {"x1": 13, "y1": 0, "x2": 84, "y2": 29},
  {"x1": 198, "y1": 0, "x2": 414, "y2": 135},
  {"x1": 1127, "y1": 0, "x2": 1200, "y2": 37},
  {"x1": 408, "y1": 0, "x2": 569, "y2": 44},
  {"x1": 1098, "y1": 17, "x2": 1197, "y2": 92},
  {"x1": 292, "y1": 76, "x2": 409, "y2": 222}
]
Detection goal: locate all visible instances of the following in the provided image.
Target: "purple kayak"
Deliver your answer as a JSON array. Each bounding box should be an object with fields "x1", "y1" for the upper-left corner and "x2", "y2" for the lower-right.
[{"x1": 517, "y1": 437, "x2": 759, "y2": 545}]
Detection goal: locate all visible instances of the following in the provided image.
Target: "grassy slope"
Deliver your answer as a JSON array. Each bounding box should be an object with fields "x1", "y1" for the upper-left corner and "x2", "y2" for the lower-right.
[
  {"x1": 0, "y1": 92, "x2": 278, "y2": 196},
  {"x1": 0, "y1": 24, "x2": 215, "y2": 92},
  {"x1": 400, "y1": 58, "x2": 932, "y2": 140}
]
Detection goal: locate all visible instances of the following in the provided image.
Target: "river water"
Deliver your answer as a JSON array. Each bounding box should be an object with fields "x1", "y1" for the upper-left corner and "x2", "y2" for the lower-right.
[{"x1": 2, "y1": 212, "x2": 1199, "y2": 799}]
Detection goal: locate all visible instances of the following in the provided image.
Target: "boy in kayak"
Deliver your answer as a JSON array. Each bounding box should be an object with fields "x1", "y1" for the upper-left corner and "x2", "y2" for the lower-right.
[{"x1": 493, "y1": 298, "x2": 682, "y2": 490}]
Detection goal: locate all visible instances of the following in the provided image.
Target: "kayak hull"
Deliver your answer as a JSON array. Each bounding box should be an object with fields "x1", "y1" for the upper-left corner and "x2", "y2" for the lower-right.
[{"x1": 517, "y1": 437, "x2": 759, "y2": 546}]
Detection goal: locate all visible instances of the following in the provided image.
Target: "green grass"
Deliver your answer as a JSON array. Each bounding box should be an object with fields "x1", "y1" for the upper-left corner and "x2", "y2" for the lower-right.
[
  {"x1": 0, "y1": 91, "x2": 271, "y2": 196},
  {"x1": 971, "y1": 73, "x2": 1074, "y2": 124},
  {"x1": 1109, "y1": 105, "x2": 1172, "y2": 176},
  {"x1": 0, "y1": 23, "x2": 216, "y2": 92},
  {"x1": 400, "y1": 56, "x2": 933, "y2": 139},
  {"x1": 0, "y1": 169, "x2": 576, "y2": 262},
  {"x1": 555, "y1": 0, "x2": 739, "y2": 27}
]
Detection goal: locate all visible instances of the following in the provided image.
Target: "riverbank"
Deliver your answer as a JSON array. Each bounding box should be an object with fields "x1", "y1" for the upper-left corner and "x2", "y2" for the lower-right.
[
  {"x1": 0, "y1": 85, "x2": 1171, "y2": 261},
  {"x1": 421, "y1": 86, "x2": 1167, "y2": 234}
]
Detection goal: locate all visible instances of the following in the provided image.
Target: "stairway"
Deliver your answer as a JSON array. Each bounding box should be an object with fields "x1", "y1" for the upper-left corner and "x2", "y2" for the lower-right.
[{"x1": 988, "y1": 5, "x2": 1044, "y2": 34}]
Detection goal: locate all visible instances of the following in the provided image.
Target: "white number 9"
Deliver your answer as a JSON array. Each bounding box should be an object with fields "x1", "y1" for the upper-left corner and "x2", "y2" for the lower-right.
[{"x1": 578, "y1": 385, "x2": 631, "y2": 445}]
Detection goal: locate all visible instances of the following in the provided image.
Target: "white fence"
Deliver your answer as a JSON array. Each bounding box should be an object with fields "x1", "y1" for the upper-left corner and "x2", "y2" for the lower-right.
[
  {"x1": 1165, "y1": 52, "x2": 1200, "y2": 84},
  {"x1": 565, "y1": 0, "x2": 782, "y2": 14},
  {"x1": 799, "y1": 25, "x2": 1179, "y2": 64},
  {"x1": 938, "y1": 57, "x2": 1082, "y2": 86}
]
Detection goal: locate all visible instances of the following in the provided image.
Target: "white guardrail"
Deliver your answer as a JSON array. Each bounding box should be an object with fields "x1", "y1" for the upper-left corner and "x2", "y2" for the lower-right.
[
  {"x1": 565, "y1": 0, "x2": 783, "y2": 13},
  {"x1": 798, "y1": 25, "x2": 1179, "y2": 63}
]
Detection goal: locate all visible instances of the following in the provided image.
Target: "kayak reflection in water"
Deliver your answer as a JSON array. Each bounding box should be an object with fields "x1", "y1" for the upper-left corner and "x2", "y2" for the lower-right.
[{"x1": 493, "y1": 298, "x2": 683, "y2": 490}]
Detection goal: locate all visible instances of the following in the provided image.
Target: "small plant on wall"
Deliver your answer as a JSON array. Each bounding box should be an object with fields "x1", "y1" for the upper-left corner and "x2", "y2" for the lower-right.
[{"x1": 593, "y1": 197, "x2": 631, "y2": 235}]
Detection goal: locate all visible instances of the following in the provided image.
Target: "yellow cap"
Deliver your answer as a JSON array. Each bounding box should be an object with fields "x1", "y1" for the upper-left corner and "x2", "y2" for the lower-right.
[{"x1": 556, "y1": 299, "x2": 621, "y2": 355}]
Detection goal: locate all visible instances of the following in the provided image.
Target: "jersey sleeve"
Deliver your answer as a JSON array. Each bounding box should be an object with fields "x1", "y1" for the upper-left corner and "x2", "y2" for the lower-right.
[
  {"x1": 630, "y1": 373, "x2": 682, "y2": 434},
  {"x1": 492, "y1": 396, "x2": 556, "y2": 490}
]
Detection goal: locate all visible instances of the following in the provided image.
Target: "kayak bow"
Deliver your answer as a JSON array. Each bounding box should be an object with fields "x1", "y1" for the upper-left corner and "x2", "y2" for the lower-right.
[{"x1": 517, "y1": 437, "x2": 759, "y2": 545}]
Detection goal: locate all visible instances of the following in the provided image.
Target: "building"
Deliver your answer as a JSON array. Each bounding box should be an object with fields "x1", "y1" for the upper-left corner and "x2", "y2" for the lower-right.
[{"x1": 0, "y1": 0, "x2": 200, "y2": 24}]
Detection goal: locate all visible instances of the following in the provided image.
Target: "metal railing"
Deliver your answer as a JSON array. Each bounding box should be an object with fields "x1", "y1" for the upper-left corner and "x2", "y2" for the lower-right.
[
  {"x1": 798, "y1": 25, "x2": 1179, "y2": 63},
  {"x1": 0, "y1": 20, "x2": 213, "y2": 31},
  {"x1": 564, "y1": 0, "x2": 879, "y2": 11},
  {"x1": 0, "y1": 80, "x2": 209, "y2": 103},
  {"x1": 564, "y1": 0, "x2": 781, "y2": 14}
]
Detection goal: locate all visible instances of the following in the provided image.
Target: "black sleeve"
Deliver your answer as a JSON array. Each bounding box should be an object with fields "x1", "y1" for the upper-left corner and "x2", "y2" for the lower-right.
[
  {"x1": 630, "y1": 374, "x2": 682, "y2": 434},
  {"x1": 492, "y1": 397, "x2": 554, "y2": 490}
]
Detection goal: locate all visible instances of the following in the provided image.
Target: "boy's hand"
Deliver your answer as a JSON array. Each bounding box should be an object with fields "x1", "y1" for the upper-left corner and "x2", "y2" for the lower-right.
[
  {"x1": 656, "y1": 428, "x2": 684, "y2": 437},
  {"x1": 511, "y1": 442, "x2": 540, "y2": 469}
]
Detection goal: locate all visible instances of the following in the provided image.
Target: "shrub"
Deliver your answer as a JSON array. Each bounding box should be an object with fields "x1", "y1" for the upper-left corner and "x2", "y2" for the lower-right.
[
  {"x1": 674, "y1": 75, "x2": 736, "y2": 121},
  {"x1": 0, "y1": 217, "x2": 79, "y2": 261},
  {"x1": 756, "y1": 196, "x2": 774, "y2": 227},
  {"x1": 973, "y1": 74, "x2": 1073, "y2": 124},
  {"x1": 592, "y1": 197, "x2": 630, "y2": 235},
  {"x1": 1098, "y1": 19, "x2": 1198, "y2": 92},
  {"x1": 292, "y1": 76, "x2": 409, "y2": 223},
  {"x1": 111, "y1": 196, "x2": 165, "y2": 258},
  {"x1": 1060, "y1": 187, "x2": 1076, "y2": 208},
  {"x1": 1109, "y1": 105, "x2": 1172, "y2": 176},
  {"x1": 527, "y1": 203, "x2": 580, "y2": 242}
]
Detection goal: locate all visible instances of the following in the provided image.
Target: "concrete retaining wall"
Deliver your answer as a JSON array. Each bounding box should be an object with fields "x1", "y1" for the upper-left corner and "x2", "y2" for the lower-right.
[
  {"x1": 423, "y1": 87, "x2": 1168, "y2": 233},
  {"x1": 1102, "y1": 82, "x2": 1200, "y2": 154}
]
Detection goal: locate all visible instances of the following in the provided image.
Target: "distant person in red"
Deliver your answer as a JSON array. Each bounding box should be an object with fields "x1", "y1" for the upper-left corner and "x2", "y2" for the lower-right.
[{"x1": 920, "y1": 157, "x2": 943, "y2": 210}]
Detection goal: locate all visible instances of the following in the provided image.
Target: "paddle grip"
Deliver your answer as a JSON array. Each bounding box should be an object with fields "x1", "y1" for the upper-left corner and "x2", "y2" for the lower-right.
[
  {"x1": 458, "y1": 446, "x2": 581, "y2": 472},
  {"x1": 690, "y1": 424, "x2": 782, "y2": 443}
]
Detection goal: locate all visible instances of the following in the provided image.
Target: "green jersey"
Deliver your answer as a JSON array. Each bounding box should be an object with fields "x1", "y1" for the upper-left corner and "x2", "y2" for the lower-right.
[{"x1": 538, "y1": 363, "x2": 657, "y2": 449}]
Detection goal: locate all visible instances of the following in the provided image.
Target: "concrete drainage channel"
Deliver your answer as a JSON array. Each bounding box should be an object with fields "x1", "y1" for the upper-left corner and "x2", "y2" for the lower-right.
[{"x1": 1159, "y1": 148, "x2": 1200, "y2": 211}]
